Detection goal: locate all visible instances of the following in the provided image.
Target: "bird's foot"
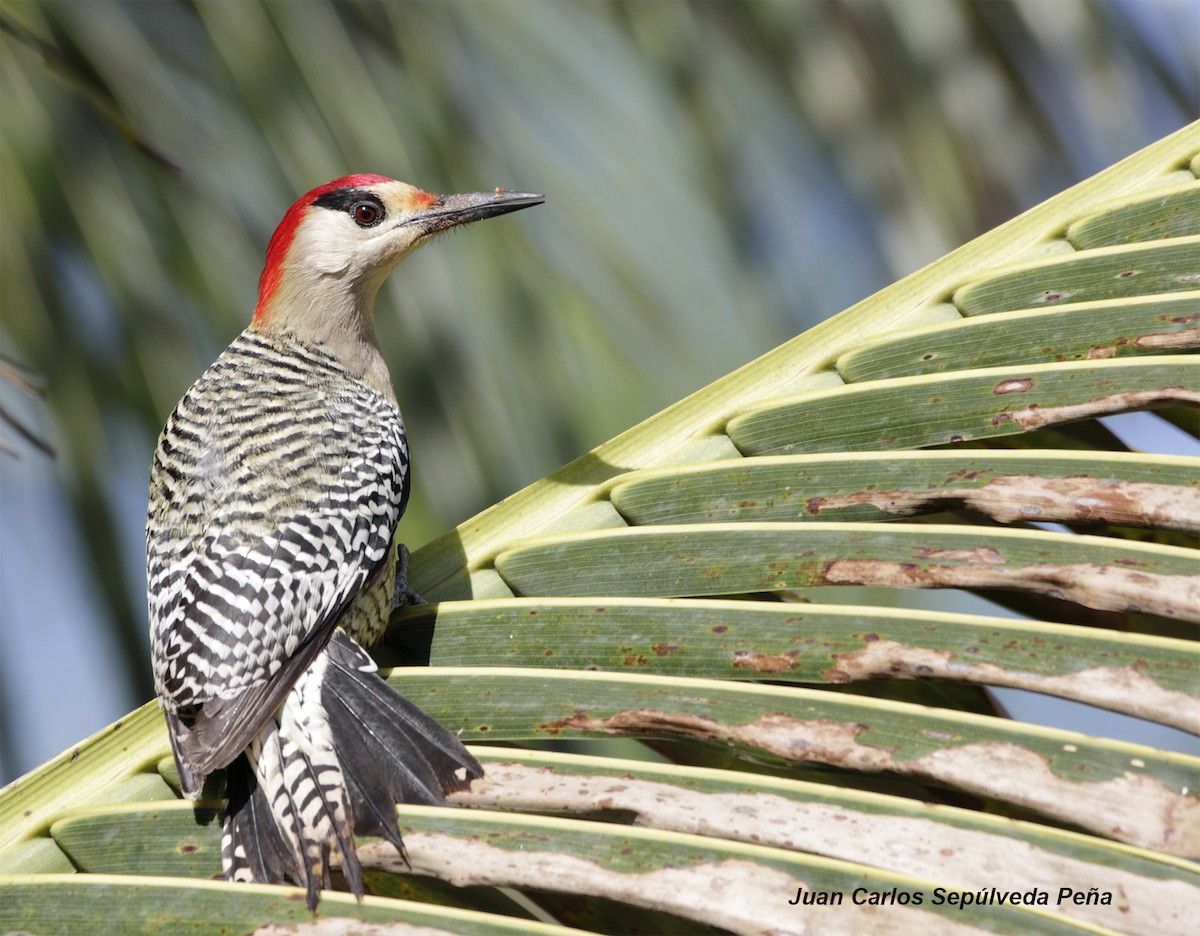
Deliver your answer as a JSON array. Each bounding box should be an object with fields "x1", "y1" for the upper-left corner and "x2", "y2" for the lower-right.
[{"x1": 392, "y1": 543, "x2": 427, "y2": 609}]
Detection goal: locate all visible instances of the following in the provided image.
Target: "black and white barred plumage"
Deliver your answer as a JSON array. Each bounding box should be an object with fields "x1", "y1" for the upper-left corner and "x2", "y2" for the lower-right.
[
  {"x1": 147, "y1": 328, "x2": 480, "y2": 908},
  {"x1": 147, "y1": 174, "x2": 539, "y2": 908}
]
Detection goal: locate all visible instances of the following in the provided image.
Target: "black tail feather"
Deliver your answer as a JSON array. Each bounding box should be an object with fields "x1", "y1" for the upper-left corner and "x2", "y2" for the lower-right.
[
  {"x1": 324, "y1": 630, "x2": 483, "y2": 852},
  {"x1": 222, "y1": 753, "x2": 298, "y2": 887},
  {"x1": 219, "y1": 630, "x2": 482, "y2": 909},
  {"x1": 325, "y1": 676, "x2": 457, "y2": 805},
  {"x1": 338, "y1": 756, "x2": 408, "y2": 862}
]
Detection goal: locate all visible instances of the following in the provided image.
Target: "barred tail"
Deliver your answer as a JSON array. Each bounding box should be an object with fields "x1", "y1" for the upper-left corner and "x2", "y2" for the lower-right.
[{"x1": 220, "y1": 630, "x2": 482, "y2": 909}]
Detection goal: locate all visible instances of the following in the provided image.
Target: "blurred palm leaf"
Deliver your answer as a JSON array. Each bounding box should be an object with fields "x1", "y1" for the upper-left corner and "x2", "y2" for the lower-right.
[
  {"x1": 2, "y1": 1, "x2": 1196, "y2": 738},
  {"x1": 2, "y1": 121, "x2": 1197, "y2": 934}
]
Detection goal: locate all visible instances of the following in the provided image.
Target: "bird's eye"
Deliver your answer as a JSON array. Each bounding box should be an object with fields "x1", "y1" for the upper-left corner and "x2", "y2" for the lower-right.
[{"x1": 353, "y1": 202, "x2": 382, "y2": 227}]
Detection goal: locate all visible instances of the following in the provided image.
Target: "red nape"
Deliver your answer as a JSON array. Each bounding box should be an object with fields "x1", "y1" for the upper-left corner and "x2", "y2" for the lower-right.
[{"x1": 253, "y1": 175, "x2": 395, "y2": 322}]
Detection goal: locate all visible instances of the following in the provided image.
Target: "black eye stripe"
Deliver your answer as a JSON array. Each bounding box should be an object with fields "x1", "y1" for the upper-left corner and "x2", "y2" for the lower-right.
[{"x1": 312, "y1": 189, "x2": 385, "y2": 219}]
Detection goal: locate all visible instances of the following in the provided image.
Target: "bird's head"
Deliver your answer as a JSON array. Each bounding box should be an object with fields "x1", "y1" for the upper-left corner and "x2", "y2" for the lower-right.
[{"x1": 252, "y1": 175, "x2": 542, "y2": 332}]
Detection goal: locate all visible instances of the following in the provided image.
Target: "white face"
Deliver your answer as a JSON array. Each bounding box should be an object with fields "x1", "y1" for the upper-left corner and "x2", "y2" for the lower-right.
[
  {"x1": 258, "y1": 180, "x2": 541, "y2": 332},
  {"x1": 291, "y1": 180, "x2": 437, "y2": 281}
]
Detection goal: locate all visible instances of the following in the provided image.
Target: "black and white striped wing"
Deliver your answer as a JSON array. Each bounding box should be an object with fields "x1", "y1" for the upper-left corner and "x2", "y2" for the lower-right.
[{"x1": 146, "y1": 332, "x2": 408, "y2": 789}]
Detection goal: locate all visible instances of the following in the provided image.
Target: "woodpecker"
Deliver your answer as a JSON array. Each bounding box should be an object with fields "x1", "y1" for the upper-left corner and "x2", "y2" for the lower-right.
[{"x1": 146, "y1": 175, "x2": 542, "y2": 908}]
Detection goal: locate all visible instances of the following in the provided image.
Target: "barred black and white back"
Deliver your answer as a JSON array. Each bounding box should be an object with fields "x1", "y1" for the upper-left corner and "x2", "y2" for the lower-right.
[{"x1": 146, "y1": 328, "x2": 481, "y2": 907}]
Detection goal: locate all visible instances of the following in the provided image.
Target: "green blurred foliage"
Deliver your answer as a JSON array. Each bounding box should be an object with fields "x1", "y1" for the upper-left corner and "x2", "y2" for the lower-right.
[{"x1": 0, "y1": 0, "x2": 1195, "y2": 781}]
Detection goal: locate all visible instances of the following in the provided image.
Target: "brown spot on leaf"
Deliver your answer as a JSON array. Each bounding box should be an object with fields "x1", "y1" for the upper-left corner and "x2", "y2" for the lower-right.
[
  {"x1": 821, "y1": 558, "x2": 1200, "y2": 623},
  {"x1": 731, "y1": 650, "x2": 799, "y2": 673},
  {"x1": 554, "y1": 708, "x2": 893, "y2": 771},
  {"x1": 1004, "y1": 388, "x2": 1200, "y2": 432},
  {"x1": 791, "y1": 474, "x2": 1200, "y2": 532},
  {"x1": 911, "y1": 743, "x2": 1199, "y2": 855},
  {"x1": 1133, "y1": 328, "x2": 1200, "y2": 350}
]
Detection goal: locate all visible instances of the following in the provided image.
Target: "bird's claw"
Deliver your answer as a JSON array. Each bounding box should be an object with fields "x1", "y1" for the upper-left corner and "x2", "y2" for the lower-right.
[{"x1": 392, "y1": 543, "x2": 427, "y2": 609}]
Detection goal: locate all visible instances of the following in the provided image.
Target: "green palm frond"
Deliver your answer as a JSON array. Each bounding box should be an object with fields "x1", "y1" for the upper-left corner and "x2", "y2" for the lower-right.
[{"x1": 2, "y1": 123, "x2": 1197, "y2": 935}]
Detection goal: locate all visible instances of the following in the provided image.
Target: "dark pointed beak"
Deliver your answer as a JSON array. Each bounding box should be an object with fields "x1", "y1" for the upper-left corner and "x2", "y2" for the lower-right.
[{"x1": 410, "y1": 189, "x2": 544, "y2": 236}]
